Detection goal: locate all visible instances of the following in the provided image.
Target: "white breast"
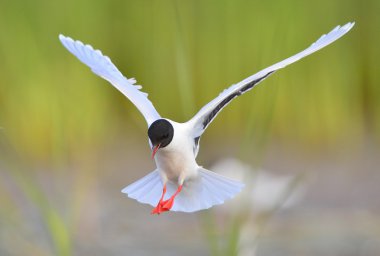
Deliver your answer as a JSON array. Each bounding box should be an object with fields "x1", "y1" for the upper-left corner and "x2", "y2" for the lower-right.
[{"x1": 154, "y1": 120, "x2": 199, "y2": 184}]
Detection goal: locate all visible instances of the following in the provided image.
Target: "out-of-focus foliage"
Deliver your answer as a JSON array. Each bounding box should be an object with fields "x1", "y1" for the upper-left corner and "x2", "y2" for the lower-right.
[
  {"x1": 0, "y1": 0, "x2": 378, "y2": 164},
  {"x1": 0, "y1": 0, "x2": 379, "y2": 255}
]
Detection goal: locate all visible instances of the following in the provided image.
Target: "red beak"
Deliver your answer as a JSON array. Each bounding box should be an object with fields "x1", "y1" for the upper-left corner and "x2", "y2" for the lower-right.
[{"x1": 151, "y1": 144, "x2": 161, "y2": 159}]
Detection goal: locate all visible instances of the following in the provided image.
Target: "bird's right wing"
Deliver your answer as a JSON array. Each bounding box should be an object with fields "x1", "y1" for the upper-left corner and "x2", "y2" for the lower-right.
[
  {"x1": 59, "y1": 35, "x2": 161, "y2": 126},
  {"x1": 186, "y1": 22, "x2": 355, "y2": 138}
]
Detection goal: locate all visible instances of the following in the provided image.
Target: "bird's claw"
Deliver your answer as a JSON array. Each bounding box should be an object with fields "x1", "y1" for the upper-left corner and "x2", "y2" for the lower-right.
[
  {"x1": 151, "y1": 185, "x2": 182, "y2": 215},
  {"x1": 161, "y1": 198, "x2": 174, "y2": 210},
  {"x1": 151, "y1": 200, "x2": 171, "y2": 215}
]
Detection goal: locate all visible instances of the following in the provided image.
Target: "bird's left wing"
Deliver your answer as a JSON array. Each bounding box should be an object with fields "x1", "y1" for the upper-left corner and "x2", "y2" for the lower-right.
[
  {"x1": 186, "y1": 22, "x2": 355, "y2": 137},
  {"x1": 59, "y1": 35, "x2": 161, "y2": 126}
]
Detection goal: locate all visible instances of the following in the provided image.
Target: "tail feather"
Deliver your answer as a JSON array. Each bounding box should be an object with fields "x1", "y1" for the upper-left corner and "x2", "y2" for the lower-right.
[
  {"x1": 138, "y1": 178, "x2": 162, "y2": 203},
  {"x1": 121, "y1": 168, "x2": 244, "y2": 213},
  {"x1": 201, "y1": 176, "x2": 227, "y2": 204},
  {"x1": 122, "y1": 170, "x2": 162, "y2": 206},
  {"x1": 201, "y1": 172, "x2": 239, "y2": 198},
  {"x1": 123, "y1": 170, "x2": 157, "y2": 195},
  {"x1": 128, "y1": 174, "x2": 157, "y2": 199}
]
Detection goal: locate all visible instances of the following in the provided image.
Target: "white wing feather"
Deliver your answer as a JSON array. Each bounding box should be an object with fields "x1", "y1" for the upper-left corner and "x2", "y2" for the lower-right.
[
  {"x1": 59, "y1": 35, "x2": 161, "y2": 126},
  {"x1": 187, "y1": 22, "x2": 355, "y2": 137}
]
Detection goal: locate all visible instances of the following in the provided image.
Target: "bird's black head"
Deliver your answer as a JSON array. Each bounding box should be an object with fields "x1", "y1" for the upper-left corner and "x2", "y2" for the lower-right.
[{"x1": 148, "y1": 119, "x2": 174, "y2": 148}]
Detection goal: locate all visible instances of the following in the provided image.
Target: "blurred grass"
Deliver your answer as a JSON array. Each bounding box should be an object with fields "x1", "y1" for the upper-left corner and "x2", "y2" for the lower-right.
[
  {"x1": 0, "y1": 0, "x2": 379, "y2": 164},
  {"x1": 0, "y1": 0, "x2": 379, "y2": 255},
  {"x1": 0, "y1": 134, "x2": 71, "y2": 256},
  {"x1": 0, "y1": 0, "x2": 379, "y2": 161}
]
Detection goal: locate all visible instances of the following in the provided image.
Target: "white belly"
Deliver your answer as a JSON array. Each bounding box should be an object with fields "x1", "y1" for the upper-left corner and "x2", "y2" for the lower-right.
[
  {"x1": 153, "y1": 120, "x2": 199, "y2": 184},
  {"x1": 155, "y1": 147, "x2": 198, "y2": 183}
]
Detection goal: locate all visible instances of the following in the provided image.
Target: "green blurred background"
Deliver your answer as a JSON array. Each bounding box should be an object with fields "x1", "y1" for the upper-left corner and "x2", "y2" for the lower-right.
[{"x1": 0, "y1": 0, "x2": 379, "y2": 255}]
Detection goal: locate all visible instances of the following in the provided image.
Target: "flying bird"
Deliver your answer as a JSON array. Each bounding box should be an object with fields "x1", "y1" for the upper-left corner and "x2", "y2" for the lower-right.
[{"x1": 59, "y1": 22, "x2": 354, "y2": 214}]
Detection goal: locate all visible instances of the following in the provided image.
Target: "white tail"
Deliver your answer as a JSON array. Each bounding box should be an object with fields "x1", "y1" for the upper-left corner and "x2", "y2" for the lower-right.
[{"x1": 121, "y1": 168, "x2": 244, "y2": 213}]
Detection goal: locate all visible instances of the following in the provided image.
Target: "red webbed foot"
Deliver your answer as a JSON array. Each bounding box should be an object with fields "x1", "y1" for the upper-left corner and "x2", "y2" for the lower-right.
[
  {"x1": 160, "y1": 185, "x2": 183, "y2": 212},
  {"x1": 151, "y1": 185, "x2": 183, "y2": 214},
  {"x1": 151, "y1": 203, "x2": 162, "y2": 214},
  {"x1": 161, "y1": 198, "x2": 174, "y2": 211},
  {"x1": 151, "y1": 185, "x2": 167, "y2": 215}
]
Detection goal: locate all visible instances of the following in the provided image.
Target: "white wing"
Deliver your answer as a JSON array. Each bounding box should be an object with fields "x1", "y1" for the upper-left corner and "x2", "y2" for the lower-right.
[
  {"x1": 187, "y1": 22, "x2": 355, "y2": 137},
  {"x1": 59, "y1": 35, "x2": 161, "y2": 126}
]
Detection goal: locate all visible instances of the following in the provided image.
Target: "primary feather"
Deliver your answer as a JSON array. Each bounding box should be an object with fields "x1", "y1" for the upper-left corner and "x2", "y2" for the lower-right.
[
  {"x1": 187, "y1": 22, "x2": 355, "y2": 137},
  {"x1": 59, "y1": 35, "x2": 161, "y2": 126}
]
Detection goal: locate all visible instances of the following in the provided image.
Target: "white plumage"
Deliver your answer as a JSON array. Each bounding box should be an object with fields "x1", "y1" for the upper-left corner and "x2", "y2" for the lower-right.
[
  {"x1": 59, "y1": 35, "x2": 160, "y2": 126},
  {"x1": 59, "y1": 22, "x2": 354, "y2": 213},
  {"x1": 187, "y1": 22, "x2": 355, "y2": 137},
  {"x1": 122, "y1": 168, "x2": 244, "y2": 212}
]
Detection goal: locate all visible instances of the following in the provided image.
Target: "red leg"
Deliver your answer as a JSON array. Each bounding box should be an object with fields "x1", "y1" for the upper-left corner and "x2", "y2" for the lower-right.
[
  {"x1": 161, "y1": 185, "x2": 183, "y2": 211},
  {"x1": 151, "y1": 185, "x2": 167, "y2": 215}
]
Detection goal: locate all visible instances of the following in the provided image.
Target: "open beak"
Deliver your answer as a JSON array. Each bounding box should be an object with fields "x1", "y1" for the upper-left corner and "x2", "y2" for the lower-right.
[{"x1": 151, "y1": 144, "x2": 161, "y2": 159}]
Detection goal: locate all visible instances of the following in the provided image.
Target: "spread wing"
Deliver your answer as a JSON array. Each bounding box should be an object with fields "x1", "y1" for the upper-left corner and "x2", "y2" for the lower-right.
[
  {"x1": 59, "y1": 35, "x2": 161, "y2": 126},
  {"x1": 186, "y1": 22, "x2": 355, "y2": 137}
]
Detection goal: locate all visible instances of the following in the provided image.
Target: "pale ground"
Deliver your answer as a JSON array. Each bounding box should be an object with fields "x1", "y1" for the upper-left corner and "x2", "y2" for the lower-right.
[
  {"x1": 1, "y1": 137, "x2": 379, "y2": 256},
  {"x1": 82, "y1": 138, "x2": 380, "y2": 256}
]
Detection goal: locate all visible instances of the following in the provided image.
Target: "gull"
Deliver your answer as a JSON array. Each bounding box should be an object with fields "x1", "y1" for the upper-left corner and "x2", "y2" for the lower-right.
[{"x1": 59, "y1": 22, "x2": 354, "y2": 214}]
